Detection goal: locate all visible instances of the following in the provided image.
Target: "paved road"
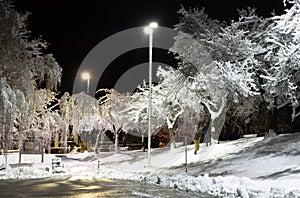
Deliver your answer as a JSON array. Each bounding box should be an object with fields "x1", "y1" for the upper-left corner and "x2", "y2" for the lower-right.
[{"x1": 0, "y1": 177, "x2": 214, "y2": 197}]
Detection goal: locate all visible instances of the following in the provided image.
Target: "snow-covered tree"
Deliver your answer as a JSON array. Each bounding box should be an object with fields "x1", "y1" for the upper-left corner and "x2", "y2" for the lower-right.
[
  {"x1": 59, "y1": 92, "x2": 101, "y2": 151},
  {"x1": 0, "y1": 78, "x2": 15, "y2": 156},
  {"x1": 155, "y1": 67, "x2": 204, "y2": 149},
  {"x1": 99, "y1": 89, "x2": 136, "y2": 151},
  {"x1": 124, "y1": 77, "x2": 188, "y2": 150},
  {"x1": 0, "y1": 2, "x2": 61, "y2": 93},
  {"x1": 0, "y1": 1, "x2": 62, "y2": 151},
  {"x1": 13, "y1": 89, "x2": 28, "y2": 148},
  {"x1": 170, "y1": 7, "x2": 262, "y2": 140},
  {"x1": 119, "y1": 89, "x2": 148, "y2": 138},
  {"x1": 123, "y1": 66, "x2": 209, "y2": 150},
  {"x1": 171, "y1": 3, "x2": 300, "y2": 139},
  {"x1": 231, "y1": 3, "x2": 300, "y2": 135},
  {"x1": 60, "y1": 92, "x2": 100, "y2": 135},
  {"x1": 176, "y1": 2, "x2": 300, "y2": 137},
  {"x1": 259, "y1": 0, "x2": 300, "y2": 134},
  {"x1": 27, "y1": 89, "x2": 64, "y2": 151}
]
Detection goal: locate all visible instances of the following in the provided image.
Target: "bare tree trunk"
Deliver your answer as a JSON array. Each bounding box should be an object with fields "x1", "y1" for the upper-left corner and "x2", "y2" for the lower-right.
[
  {"x1": 169, "y1": 128, "x2": 175, "y2": 150},
  {"x1": 141, "y1": 133, "x2": 145, "y2": 152},
  {"x1": 114, "y1": 128, "x2": 119, "y2": 152},
  {"x1": 94, "y1": 129, "x2": 102, "y2": 154},
  {"x1": 266, "y1": 97, "x2": 278, "y2": 137},
  {"x1": 4, "y1": 116, "x2": 8, "y2": 168}
]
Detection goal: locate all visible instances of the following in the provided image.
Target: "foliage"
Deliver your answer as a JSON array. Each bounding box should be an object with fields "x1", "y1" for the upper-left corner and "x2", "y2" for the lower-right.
[{"x1": 0, "y1": 1, "x2": 62, "y2": 150}]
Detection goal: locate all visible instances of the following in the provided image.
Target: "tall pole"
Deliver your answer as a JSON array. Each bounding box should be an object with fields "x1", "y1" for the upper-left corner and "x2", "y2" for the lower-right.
[
  {"x1": 144, "y1": 22, "x2": 157, "y2": 167},
  {"x1": 147, "y1": 30, "x2": 153, "y2": 167},
  {"x1": 82, "y1": 72, "x2": 90, "y2": 94},
  {"x1": 86, "y1": 78, "x2": 90, "y2": 94}
]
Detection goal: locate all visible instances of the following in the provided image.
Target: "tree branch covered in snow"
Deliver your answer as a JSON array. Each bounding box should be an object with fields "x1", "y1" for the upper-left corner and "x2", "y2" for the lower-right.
[
  {"x1": 171, "y1": 4, "x2": 300, "y2": 136},
  {"x1": 0, "y1": 1, "x2": 63, "y2": 149}
]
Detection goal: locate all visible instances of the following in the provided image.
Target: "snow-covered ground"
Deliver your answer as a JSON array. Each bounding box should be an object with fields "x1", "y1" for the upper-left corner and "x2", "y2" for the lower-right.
[{"x1": 1, "y1": 133, "x2": 300, "y2": 197}]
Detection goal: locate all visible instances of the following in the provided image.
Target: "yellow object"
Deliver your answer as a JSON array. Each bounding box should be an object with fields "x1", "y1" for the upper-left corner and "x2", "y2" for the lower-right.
[
  {"x1": 80, "y1": 142, "x2": 86, "y2": 153},
  {"x1": 54, "y1": 134, "x2": 59, "y2": 148},
  {"x1": 194, "y1": 139, "x2": 200, "y2": 153}
]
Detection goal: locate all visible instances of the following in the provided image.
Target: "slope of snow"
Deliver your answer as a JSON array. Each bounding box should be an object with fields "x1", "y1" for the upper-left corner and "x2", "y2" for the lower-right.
[{"x1": 1, "y1": 133, "x2": 300, "y2": 197}]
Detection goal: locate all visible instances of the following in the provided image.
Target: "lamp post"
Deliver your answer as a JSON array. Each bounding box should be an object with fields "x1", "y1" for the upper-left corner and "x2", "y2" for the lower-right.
[
  {"x1": 144, "y1": 22, "x2": 158, "y2": 167},
  {"x1": 81, "y1": 72, "x2": 90, "y2": 94}
]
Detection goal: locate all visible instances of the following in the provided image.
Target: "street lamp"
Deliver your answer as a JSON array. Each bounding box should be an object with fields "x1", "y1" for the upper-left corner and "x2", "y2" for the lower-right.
[
  {"x1": 144, "y1": 22, "x2": 158, "y2": 167},
  {"x1": 81, "y1": 72, "x2": 90, "y2": 94}
]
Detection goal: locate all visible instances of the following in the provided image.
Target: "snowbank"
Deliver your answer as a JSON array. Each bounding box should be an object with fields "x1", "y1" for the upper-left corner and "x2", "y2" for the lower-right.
[
  {"x1": 91, "y1": 165, "x2": 300, "y2": 198},
  {"x1": 0, "y1": 165, "x2": 51, "y2": 180}
]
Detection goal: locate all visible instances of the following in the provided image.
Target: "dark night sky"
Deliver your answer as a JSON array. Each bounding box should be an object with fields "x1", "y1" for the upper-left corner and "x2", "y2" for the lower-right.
[{"x1": 11, "y1": 0, "x2": 285, "y2": 95}]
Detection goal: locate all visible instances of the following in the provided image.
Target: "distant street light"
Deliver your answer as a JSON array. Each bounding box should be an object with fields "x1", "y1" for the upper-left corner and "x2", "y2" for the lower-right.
[
  {"x1": 144, "y1": 22, "x2": 158, "y2": 167},
  {"x1": 81, "y1": 72, "x2": 90, "y2": 94}
]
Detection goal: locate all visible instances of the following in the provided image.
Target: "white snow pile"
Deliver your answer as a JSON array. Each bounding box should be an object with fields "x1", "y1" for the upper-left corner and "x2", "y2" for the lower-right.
[
  {"x1": 141, "y1": 174, "x2": 300, "y2": 198},
  {"x1": 1, "y1": 133, "x2": 300, "y2": 197},
  {"x1": 0, "y1": 165, "x2": 51, "y2": 180},
  {"x1": 91, "y1": 164, "x2": 300, "y2": 198},
  {"x1": 0, "y1": 154, "x2": 54, "y2": 180}
]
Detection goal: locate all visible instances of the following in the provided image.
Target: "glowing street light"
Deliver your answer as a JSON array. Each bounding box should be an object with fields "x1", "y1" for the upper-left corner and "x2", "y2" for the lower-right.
[
  {"x1": 144, "y1": 22, "x2": 158, "y2": 167},
  {"x1": 81, "y1": 72, "x2": 90, "y2": 94}
]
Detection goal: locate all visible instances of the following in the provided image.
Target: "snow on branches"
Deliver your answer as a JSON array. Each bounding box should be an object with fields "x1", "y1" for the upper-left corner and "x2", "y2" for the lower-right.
[
  {"x1": 0, "y1": 1, "x2": 63, "y2": 149},
  {"x1": 171, "y1": 3, "x2": 300, "y2": 136},
  {"x1": 60, "y1": 92, "x2": 100, "y2": 135}
]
